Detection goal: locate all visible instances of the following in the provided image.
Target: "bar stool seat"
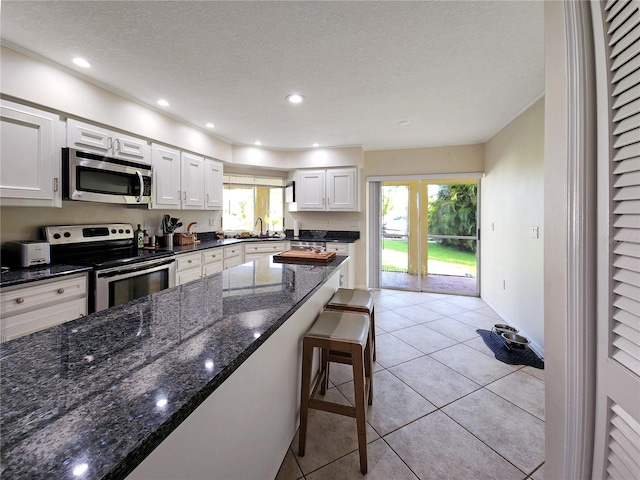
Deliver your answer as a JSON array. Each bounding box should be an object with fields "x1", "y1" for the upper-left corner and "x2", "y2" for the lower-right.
[
  {"x1": 325, "y1": 288, "x2": 377, "y2": 361},
  {"x1": 298, "y1": 310, "x2": 373, "y2": 474}
]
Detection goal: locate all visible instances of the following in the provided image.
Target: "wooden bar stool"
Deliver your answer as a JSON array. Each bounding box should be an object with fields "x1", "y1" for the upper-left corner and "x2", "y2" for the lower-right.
[
  {"x1": 325, "y1": 288, "x2": 377, "y2": 361},
  {"x1": 298, "y1": 310, "x2": 373, "y2": 474}
]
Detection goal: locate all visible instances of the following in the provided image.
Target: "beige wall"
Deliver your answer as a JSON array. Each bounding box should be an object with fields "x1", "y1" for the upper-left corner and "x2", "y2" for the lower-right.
[
  {"x1": 0, "y1": 203, "x2": 221, "y2": 243},
  {"x1": 480, "y1": 97, "x2": 544, "y2": 353}
]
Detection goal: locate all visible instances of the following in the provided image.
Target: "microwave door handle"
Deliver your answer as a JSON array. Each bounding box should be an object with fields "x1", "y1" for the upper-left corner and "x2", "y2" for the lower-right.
[{"x1": 135, "y1": 170, "x2": 144, "y2": 202}]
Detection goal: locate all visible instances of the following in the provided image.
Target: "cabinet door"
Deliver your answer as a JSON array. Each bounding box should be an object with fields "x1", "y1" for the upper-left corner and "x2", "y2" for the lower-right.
[
  {"x1": 176, "y1": 267, "x2": 202, "y2": 286},
  {"x1": 204, "y1": 158, "x2": 223, "y2": 210},
  {"x1": 327, "y1": 168, "x2": 358, "y2": 211},
  {"x1": 67, "y1": 118, "x2": 112, "y2": 154},
  {"x1": 297, "y1": 169, "x2": 326, "y2": 210},
  {"x1": 151, "y1": 143, "x2": 181, "y2": 209},
  {"x1": 0, "y1": 100, "x2": 62, "y2": 207},
  {"x1": 1, "y1": 297, "x2": 87, "y2": 342},
  {"x1": 181, "y1": 152, "x2": 205, "y2": 210},
  {"x1": 113, "y1": 132, "x2": 150, "y2": 164}
]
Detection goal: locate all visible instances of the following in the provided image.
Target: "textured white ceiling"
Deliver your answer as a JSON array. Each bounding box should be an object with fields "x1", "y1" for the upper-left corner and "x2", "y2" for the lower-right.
[{"x1": 1, "y1": 1, "x2": 544, "y2": 151}]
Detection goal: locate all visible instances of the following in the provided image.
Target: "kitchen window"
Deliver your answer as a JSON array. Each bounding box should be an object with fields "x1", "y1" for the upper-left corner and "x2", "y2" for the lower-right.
[{"x1": 223, "y1": 175, "x2": 285, "y2": 233}]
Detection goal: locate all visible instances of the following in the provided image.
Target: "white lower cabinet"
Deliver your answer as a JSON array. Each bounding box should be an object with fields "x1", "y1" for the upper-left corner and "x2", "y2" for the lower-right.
[
  {"x1": 243, "y1": 241, "x2": 287, "y2": 262},
  {"x1": 223, "y1": 245, "x2": 244, "y2": 270},
  {"x1": 202, "y1": 249, "x2": 223, "y2": 276},
  {"x1": 0, "y1": 273, "x2": 88, "y2": 342},
  {"x1": 175, "y1": 251, "x2": 203, "y2": 286},
  {"x1": 325, "y1": 242, "x2": 355, "y2": 288}
]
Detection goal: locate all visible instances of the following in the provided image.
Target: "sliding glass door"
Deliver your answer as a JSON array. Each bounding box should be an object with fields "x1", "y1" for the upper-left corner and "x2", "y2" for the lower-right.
[{"x1": 380, "y1": 179, "x2": 479, "y2": 295}]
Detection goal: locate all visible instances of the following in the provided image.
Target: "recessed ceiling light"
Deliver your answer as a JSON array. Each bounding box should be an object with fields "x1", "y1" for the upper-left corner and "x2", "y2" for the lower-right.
[
  {"x1": 254, "y1": 141, "x2": 262, "y2": 146},
  {"x1": 312, "y1": 143, "x2": 319, "y2": 147},
  {"x1": 286, "y1": 94, "x2": 304, "y2": 104},
  {"x1": 72, "y1": 57, "x2": 91, "y2": 68},
  {"x1": 157, "y1": 99, "x2": 170, "y2": 107},
  {"x1": 206, "y1": 123, "x2": 215, "y2": 128}
]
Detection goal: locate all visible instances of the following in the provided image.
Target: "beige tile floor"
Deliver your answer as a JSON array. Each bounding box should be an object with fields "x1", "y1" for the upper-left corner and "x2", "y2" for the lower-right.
[{"x1": 276, "y1": 289, "x2": 545, "y2": 480}]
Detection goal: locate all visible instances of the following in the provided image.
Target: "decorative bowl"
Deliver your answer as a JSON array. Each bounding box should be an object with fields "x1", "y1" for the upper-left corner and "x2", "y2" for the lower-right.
[{"x1": 310, "y1": 230, "x2": 327, "y2": 239}]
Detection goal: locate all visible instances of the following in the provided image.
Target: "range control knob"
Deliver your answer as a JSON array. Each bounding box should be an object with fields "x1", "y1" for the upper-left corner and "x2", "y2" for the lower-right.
[
  {"x1": 111, "y1": 229, "x2": 116, "y2": 234},
  {"x1": 53, "y1": 233, "x2": 61, "y2": 240},
  {"x1": 125, "y1": 229, "x2": 131, "y2": 234},
  {"x1": 118, "y1": 229, "x2": 124, "y2": 234},
  {"x1": 63, "y1": 232, "x2": 71, "y2": 238}
]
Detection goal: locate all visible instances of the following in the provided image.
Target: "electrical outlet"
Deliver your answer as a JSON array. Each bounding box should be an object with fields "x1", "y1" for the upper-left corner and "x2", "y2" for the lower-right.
[
  {"x1": 531, "y1": 226, "x2": 539, "y2": 238},
  {"x1": 209, "y1": 217, "x2": 216, "y2": 226},
  {"x1": 143, "y1": 221, "x2": 151, "y2": 232}
]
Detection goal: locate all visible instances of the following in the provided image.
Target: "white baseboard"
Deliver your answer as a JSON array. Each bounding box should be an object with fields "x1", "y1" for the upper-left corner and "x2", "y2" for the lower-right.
[{"x1": 480, "y1": 295, "x2": 545, "y2": 360}]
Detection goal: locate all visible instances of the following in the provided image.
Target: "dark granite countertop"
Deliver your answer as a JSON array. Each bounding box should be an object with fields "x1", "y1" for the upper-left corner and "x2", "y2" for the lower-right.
[
  {"x1": 0, "y1": 265, "x2": 92, "y2": 288},
  {"x1": 170, "y1": 235, "x2": 288, "y2": 255},
  {"x1": 0, "y1": 255, "x2": 347, "y2": 480}
]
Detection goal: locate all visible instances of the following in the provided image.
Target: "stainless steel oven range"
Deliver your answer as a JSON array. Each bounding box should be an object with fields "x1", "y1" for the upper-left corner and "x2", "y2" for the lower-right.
[{"x1": 44, "y1": 223, "x2": 175, "y2": 313}]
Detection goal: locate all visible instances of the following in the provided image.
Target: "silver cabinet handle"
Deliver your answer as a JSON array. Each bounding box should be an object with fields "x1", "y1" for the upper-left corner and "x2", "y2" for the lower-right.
[
  {"x1": 79, "y1": 314, "x2": 85, "y2": 318},
  {"x1": 135, "y1": 170, "x2": 144, "y2": 203},
  {"x1": 16, "y1": 297, "x2": 24, "y2": 304},
  {"x1": 57, "y1": 288, "x2": 65, "y2": 294}
]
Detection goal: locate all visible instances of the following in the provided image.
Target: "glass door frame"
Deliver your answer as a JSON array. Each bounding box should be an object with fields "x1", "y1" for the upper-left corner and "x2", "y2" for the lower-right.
[{"x1": 370, "y1": 174, "x2": 482, "y2": 296}]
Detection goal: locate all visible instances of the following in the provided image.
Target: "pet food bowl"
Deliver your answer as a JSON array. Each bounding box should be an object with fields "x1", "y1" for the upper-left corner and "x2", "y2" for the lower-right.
[
  {"x1": 501, "y1": 332, "x2": 530, "y2": 349},
  {"x1": 493, "y1": 323, "x2": 518, "y2": 335}
]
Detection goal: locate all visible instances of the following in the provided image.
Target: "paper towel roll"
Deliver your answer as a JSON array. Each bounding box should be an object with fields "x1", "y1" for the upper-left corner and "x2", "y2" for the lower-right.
[{"x1": 293, "y1": 220, "x2": 300, "y2": 238}]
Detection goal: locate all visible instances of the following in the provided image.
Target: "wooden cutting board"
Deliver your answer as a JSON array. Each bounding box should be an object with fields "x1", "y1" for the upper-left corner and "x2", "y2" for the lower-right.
[{"x1": 273, "y1": 250, "x2": 336, "y2": 263}]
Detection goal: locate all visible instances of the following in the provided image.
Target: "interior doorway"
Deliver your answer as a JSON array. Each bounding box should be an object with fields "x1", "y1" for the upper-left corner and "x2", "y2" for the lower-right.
[{"x1": 380, "y1": 179, "x2": 479, "y2": 295}]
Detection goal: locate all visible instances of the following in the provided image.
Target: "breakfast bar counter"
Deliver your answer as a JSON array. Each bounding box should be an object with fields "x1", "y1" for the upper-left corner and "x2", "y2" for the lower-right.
[{"x1": 0, "y1": 255, "x2": 346, "y2": 479}]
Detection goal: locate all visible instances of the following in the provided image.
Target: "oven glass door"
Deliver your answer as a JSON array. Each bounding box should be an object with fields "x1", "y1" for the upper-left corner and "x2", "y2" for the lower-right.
[{"x1": 95, "y1": 259, "x2": 176, "y2": 312}]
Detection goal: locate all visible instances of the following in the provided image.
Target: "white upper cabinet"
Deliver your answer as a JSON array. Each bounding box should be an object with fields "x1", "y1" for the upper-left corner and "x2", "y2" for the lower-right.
[
  {"x1": 0, "y1": 99, "x2": 63, "y2": 207},
  {"x1": 204, "y1": 158, "x2": 223, "y2": 210},
  {"x1": 67, "y1": 118, "x2": 150, "y2": 164},
  {"x1": 151, "y1": 143, "x2": 181, "y2": 209},
  {"x1": 297, "y1": 169, "x2": 326, "y2": 211},
  {"x1": 151, "y1": 144, "x2": 223, "y2": 211},
  {"x1": 296, "y1": 167, "x2": 359, "y2": 212},
  {"x1": 180, "y1": 152, "x2": 205, "y2": 210},
  {"x1": 326, "y1": 168, "x2": 358, "y2": 211}
]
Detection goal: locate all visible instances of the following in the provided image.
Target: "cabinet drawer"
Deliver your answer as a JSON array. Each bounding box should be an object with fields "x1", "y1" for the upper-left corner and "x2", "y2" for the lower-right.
[
  {"x1": 224, "y1": 246, "x2": 242, "y2": 258},
  {"x1": 1, "y1": 297, "x2": 87, "y2": 342},
  {"x1": 1, "y1": 274, "x2": 87, "y2": 317},
  {"x1": 176, "y1": 252, "x2": 202, "y2": 271},
  {"x1": 224, "y1": 256, "x2": 244, "y2": 269},
  {"x1": 326, "y1": 243, "x2": 348, "y2": 254},
  {"x1": 176, "y1": 267, "x2": 202, "y2": 286},
  {"x1": 244, "y1": 242, "x2": 286, "y2": 255},
  {"x1": 201, "y1": 248, "x2": 223, "y2": 265},
  {"x1": 203, "y1": 262, "x2": 223, "y2": 277}
]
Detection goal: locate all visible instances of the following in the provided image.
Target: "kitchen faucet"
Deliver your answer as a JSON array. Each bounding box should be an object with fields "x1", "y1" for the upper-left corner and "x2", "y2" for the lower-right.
[{"x1": 254, "y1": 217, "x2": 264, "y2": 237}]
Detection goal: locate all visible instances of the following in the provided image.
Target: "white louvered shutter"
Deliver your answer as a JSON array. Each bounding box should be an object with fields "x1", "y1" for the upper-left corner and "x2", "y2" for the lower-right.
[{"x1": 593, "y1": 0, "x2": 640, "y2": 479}]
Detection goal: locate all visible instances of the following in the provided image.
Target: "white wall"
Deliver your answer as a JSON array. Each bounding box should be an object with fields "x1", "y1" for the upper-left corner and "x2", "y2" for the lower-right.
[
  {"x1": 543, "y1": 2, "x2": 570, "y2": 478},
  {"x1": 1, "y1": 46, "x2": 232, "y2": 163},
  {"x1": 480, "y1": 97, "x2": 544, "y2": 354}
]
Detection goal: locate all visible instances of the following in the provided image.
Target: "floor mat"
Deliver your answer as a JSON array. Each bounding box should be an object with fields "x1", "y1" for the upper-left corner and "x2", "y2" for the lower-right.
[{"x1": 476, "y1": 329, "x2": 544, "y2": 369}]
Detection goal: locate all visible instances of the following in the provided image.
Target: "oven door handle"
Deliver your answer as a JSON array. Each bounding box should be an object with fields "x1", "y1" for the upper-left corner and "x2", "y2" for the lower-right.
[
  {"x1": 135, "y1": 170, "x2": 144, "y2": 203},
  {"x1": 97, "y1": 258, "x2": 175, "y2": 278}
]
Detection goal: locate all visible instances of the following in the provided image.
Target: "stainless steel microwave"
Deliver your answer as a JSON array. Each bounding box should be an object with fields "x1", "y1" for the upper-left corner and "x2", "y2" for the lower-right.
[{"x1": 63, "y1": 148, "x2": 152, "y2": 204}]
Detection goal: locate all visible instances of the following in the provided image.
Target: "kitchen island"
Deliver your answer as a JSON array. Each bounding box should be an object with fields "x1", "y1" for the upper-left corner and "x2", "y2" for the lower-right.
[{"x1": 0, "y1": 255, "x2": 346, "y2": 479}]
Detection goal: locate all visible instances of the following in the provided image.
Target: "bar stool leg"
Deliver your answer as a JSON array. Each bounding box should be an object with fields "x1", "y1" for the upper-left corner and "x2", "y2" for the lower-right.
[
  {"x1": 351, "y1": 342, "x2": 368, "y2": 474},
  {"x1": 298, "y1": 338, "x2": 314, "y2": 456},
  {"x1": 320, "y1": 347, "x2": 329, "y2": 395}
]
